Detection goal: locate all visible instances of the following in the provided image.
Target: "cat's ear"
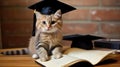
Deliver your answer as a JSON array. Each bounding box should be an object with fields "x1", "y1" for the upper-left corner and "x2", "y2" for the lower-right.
[
  {"x1": 34, "y1": 10, "x2": 42, "y2": 19},
  {"x1": 54, "y1": 9, "x2": 62, "y2": 18}
]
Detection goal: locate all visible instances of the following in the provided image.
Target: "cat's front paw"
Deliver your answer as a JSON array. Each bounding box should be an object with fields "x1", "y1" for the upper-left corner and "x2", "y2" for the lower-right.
[
  {"x1": 53, "y1": 53, "x2": 62, "y2": 59},
  {"x1": 40, "y1": 54, "x2": 49, "y2": 62},
  {"x1": 52, "y1": 47, "x2": 63, "y2": 59},
  {"x1": 38, "y1": 47, "x2": 50, "y2": 62}
]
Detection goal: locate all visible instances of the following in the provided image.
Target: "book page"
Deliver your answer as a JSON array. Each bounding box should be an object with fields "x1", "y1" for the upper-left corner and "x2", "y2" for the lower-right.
[
  {"x1": 36, "y1": 55, "x2": 88, "y2": 67},
  {"x1": 64, "y1": 48, "x2": 114, "y2": 65}
]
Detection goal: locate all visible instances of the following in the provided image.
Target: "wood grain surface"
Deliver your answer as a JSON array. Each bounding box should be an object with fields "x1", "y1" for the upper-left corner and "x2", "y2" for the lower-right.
[{"x1": 0, "y1": 48, "x2": 120, "y2": 67}]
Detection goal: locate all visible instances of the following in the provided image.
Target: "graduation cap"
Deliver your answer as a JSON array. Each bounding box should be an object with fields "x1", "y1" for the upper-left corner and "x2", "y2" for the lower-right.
[
  {"x1": 28, "y1": 0, "x2": 76, "y2": 36},
  {"x1": 63, "y1": 34, "x2": 105, "y2": 50}
]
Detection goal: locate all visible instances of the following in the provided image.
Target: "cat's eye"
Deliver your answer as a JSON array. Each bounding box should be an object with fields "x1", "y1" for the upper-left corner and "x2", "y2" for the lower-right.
[
  {"x1": 51, "y1": 21, "x2": 56, "y2": 24},
  {"x1": 42, "y1": 21, "x2": 46, "y2": 24}
]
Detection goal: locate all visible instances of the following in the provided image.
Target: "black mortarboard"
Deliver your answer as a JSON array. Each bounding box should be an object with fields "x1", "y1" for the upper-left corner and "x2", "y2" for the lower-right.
[
  {"x1": 28, "y1": 0, "x2": 76, "y2": 36},
  {"x1": 63, "y1": 34, "x2": 105, "y2": 50}
]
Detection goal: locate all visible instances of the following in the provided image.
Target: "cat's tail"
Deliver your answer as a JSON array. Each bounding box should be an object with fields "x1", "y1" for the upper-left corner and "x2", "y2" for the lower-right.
[{"x1": 0, "y1": 48, "x2": 29, "y2": 55}]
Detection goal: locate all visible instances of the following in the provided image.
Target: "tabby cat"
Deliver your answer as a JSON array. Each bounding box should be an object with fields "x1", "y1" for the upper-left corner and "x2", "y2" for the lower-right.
[
  {"x1": 0, "y1": 9, "x2": 63, "y2": 62},
  {"x1": 29, "y1": 9, "x2": 63, "y2": 61}
]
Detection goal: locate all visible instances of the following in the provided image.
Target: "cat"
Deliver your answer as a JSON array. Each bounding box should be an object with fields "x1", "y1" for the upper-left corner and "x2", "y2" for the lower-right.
[
  {"x1": 0, "y1": 9, "x2": 63, "y2": 62},
  {"x1": 29, "y1": 9, "x2": 63, "y2": 61}
]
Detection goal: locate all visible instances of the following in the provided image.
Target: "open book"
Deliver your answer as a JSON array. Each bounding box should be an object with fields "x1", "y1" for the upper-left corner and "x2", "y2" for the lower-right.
[{"x1": 35, "y1": 48, "x2": 115, "y2": 67}]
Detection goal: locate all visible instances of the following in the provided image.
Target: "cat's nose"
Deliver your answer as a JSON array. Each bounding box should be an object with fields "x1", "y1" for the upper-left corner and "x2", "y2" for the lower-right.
[{"x1": 47, "y1": 26, "x2": 51, "y2": 30}]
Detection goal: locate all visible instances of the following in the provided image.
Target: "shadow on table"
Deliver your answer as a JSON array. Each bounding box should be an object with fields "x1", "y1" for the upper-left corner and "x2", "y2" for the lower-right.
[{"x1": 96, "y1": 59, "x2": 117, "y2": 66}]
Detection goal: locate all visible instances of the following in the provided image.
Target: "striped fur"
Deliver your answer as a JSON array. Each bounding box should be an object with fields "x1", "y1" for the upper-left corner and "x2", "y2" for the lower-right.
[{"x1": 28, "y1": 10, "x2": 63, "y2": 61}]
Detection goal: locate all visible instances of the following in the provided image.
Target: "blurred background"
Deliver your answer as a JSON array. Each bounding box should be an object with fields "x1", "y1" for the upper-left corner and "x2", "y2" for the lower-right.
[{"x1": 0, "y1": 0, "x2": 120, "y2": 48}]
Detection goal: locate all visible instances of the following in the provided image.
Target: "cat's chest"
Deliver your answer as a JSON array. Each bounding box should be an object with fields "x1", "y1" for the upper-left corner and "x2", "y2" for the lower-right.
[{"x1": 40, "y1": 33, "x2": 62, "y2": 43}]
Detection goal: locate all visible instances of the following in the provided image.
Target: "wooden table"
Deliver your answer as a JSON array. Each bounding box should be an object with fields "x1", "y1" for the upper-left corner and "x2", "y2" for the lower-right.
[
  {"x1": 0, "y1": 47, "x2": 120, "y2": 67},
  {"x1": 0, "y1": 55, "x2": 41, "y2": 67},
  {"x1": 0, "y1": 54, "x2": 120, "y2": 67}
]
